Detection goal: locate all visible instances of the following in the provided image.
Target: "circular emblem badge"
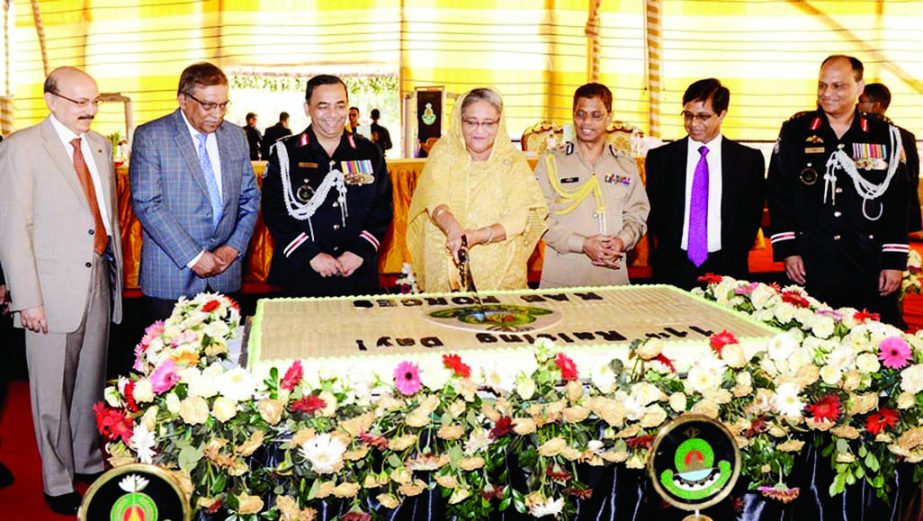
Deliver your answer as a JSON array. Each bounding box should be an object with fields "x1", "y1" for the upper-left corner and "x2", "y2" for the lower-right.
[
  {"x1": 79, "y1": 463, "x2": 190, "y2": 521},
  {"x1": 647, "y1": 414, "x2": 741, "y2": 514},
  {"x1": 426, "y1": 304, "x2": 562, "y2": 333},
  {"x1": 296, "y1": 183, "x2": 315, "y2": 203},
  {"x1": 800, "y1": 167, "x2": 818, "y2": 185}
]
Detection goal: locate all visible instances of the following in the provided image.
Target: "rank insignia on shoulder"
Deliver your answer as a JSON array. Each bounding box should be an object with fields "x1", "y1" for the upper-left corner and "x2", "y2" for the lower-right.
[
  {"x1": 342, "y1": 159, "x2": 375, "y2": 185},
  {"x1": 805, "y1": 135, "x2": 823, "y2": 144},
  {"x1": 298, "y1": 162, "x2": 318, "y2": 169},
  {"x1": 604, "y1": 173, "x2": 631, "y2": 186}
]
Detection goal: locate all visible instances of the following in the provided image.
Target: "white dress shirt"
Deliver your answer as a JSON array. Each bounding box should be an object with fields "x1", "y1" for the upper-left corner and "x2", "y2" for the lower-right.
[
  {"x1": 681, "y1": 134, "x2": 723, "y2": 252},
  {"x1": 48, "y1": 115, "x2": 113, "y2": 238}
]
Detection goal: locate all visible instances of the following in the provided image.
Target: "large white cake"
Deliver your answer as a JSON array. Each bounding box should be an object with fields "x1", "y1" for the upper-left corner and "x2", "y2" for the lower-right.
[{"x1": 246, "y1": 285, "x2": 779, "y2": 384}]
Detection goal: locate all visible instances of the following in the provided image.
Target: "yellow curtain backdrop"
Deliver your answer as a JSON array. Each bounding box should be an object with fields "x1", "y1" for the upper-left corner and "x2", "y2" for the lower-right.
[{"x1": 6, "y1": 1, "x2": 922, "y2": 143}]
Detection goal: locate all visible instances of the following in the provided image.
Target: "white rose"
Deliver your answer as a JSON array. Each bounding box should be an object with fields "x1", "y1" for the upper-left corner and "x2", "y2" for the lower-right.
[
  {"x1": 897, "y1": 392, "x2": 916, "y2": 410},
  {"x1": 516, "y1": 377, "x2": 536, "y2": 400},
  {"x1": 856, "y1": 353, "x2": 881, "y2": 374},
  {"x1": 819, "y1": 365, "x2": 842, "y2": 386},
  {"x1": 630, "y1": 382, "x2": 663, "y2": 407},
  {"x1": 751, "y1": 284, "x2": 777, "y2": 310},
  {"x1": 811, "y1": 316, "x2": 836, "y2": 339},
  {"x1": 774, "y1": 303, "x2": 796, "y2": 324},
  {"x1": 721, "y1": 344, "x2": 747, "y2": 369},
  {"x1": 217, "y1": 367, "x2": 255, "y2": 402},
  {"x1": 900, "y1": 365, "x2": 923, "y2": 394},
  {"x1": 133, "y1": 378, "x2": 155, "y2": 404},
  {"x1": 635, "y1": 339, "x2": 663, "y2": 360},
  {"x1": 736, "y1": 371, "x2": 752, "y2": 388},
  {"x1": 212, "y1": 396, "x2": 238, "y2": 422},
  {"x1": 669, "y1": 392, "x2": 687, "y2": 413},
  {"x1": 767, "y1": 332, "x2": 798, "y2": 362},
  {"x1": 590, "y1": 365, "x2": 617, "y2": 394},
  {"x1": 165, "y1": 392, "x2": 181, "y2": 414}
]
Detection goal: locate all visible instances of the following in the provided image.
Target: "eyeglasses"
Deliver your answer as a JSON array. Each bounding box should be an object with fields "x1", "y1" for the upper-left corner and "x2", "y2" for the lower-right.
[
  {"x1": 681, "y1": 111, "x2": 715, "y2": 123},
  {"x1": 574, "y1": 110, "x2": 608, "y2": 122},
  {"x1": 462, "y1": 118, "x2": 499, "y2": 130},
  {"x1": 50, "y1": 91, "x2": 101, "y2": 108},
  {"x1": 184, "y1": 91, "x2": 231, "y2": 112}
]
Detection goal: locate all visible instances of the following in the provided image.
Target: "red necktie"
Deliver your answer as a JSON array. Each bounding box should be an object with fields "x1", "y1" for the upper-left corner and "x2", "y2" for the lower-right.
[{"x1": 70, "y1": 138, "x2": 109, "y2": 255}]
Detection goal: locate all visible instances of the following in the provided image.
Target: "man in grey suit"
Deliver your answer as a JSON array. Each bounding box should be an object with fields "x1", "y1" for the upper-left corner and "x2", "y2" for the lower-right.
[
  {"x1": 0, "y1": 66, "x2": 123, "y2": 514},
  {"x1": 131, "y1": 62, "x2": 260, "y2": 322}
]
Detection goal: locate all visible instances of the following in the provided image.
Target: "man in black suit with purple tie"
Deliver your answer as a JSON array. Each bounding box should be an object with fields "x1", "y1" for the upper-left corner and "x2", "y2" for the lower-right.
[{"x1": 645, "y1": 78, "x2": 766, "y2": 290}]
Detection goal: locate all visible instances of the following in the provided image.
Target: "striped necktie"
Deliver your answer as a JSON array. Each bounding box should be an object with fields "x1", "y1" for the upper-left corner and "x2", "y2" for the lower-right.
[{"x1": 195, "y1": 133, "x2": 223, "y2": 228}]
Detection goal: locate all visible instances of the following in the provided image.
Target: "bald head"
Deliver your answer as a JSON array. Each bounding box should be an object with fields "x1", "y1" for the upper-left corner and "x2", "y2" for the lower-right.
[
  {"x1": 817, "y1": 55, "x2": 864, "y2": 119},
  {"x1": 43, "y1": 66, "x2": 100, "y2": 135}
]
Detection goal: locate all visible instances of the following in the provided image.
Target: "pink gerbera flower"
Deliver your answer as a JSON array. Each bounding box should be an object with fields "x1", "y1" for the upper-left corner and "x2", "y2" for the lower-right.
[
  {"x1": 878, "y1": 336, "x2": 912, "y2": 370},
  {"x1": 393, "y1": 361, "x2": 422, "y2": 396}
]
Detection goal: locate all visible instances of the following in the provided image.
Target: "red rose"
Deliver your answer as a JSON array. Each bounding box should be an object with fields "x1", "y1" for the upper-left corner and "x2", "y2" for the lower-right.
[
  {"x1": 442, "y1": 353, "x2": 471, "y2": 378},
  {"x1": 805, "y1": 394, "x2": 842, "y2": 423},
  {"x1": 709, "y1": 330, "x2": 739, "y2": 355},
  {"x1": 490, "y1": 416, "x2": 513, "y2": 439},
  {"x1": 201, "y1": 300, "x2": 222, "y2": 313},
  {"x1": 555, "y1": 352, "x2": 579, "y2": 381}
]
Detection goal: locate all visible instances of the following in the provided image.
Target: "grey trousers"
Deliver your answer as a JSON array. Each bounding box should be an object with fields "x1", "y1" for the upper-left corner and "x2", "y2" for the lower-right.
[{"x1": 25, "y1": 253, "x2": 109, "y2": 495}]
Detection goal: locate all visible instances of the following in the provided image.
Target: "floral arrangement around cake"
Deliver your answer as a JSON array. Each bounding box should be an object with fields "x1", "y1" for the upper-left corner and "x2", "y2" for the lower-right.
[{"x1": 95, "y1": 279, "x2": 923, "y2": 520}]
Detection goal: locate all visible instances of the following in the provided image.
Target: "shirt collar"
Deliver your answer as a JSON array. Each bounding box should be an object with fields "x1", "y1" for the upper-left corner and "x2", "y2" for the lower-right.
[
  {"x1": 180, "y1": 110, "x2": 213, "y2": 142},
  {"x1": 48, "y1": 114, "x2": 83, "y2": 145},
  {"x1": 689, "y1": 133, "x2": 722, "y2": 153}
]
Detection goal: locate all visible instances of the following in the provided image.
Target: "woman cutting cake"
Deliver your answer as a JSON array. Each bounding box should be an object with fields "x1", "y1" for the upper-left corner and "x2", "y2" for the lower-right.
[{"x1": 407, "y1": 88, "x2": 547, "y2": 292}]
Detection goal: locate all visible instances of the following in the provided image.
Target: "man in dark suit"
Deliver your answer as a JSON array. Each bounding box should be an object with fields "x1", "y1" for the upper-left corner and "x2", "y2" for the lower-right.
[
  {"x1": 858, "y1": 82, "x2": 921, "y2": 234},
  {"x1": 261, "y1": 111, "x2": 292, "y2": 160},
  {"x1": 645, "y1": 78, "x2": 765, "y2": 290},
  {"x1": 130, "y1": 62, "x2": 260, "y2": 323},
  {"x1": 243, "y1": 112, "x2": 262, "y2": 160}
]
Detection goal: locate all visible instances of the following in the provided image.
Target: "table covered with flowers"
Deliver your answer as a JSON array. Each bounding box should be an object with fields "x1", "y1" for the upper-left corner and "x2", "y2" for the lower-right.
[{"x1": 94, "y1": 277, "x2": 923, "y2": 520}]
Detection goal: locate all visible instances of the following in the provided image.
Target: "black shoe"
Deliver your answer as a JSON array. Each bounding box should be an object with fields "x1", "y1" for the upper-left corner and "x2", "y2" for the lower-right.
[
  {"x1": 0, "y1": 463, "x2": 13, "y2": 488},
  {"x1": 43, "y1": 492, "x2": 81, "y2": 515},
  {"x1": 74, "y1": 471, "x2": 104, "y2": 485}
]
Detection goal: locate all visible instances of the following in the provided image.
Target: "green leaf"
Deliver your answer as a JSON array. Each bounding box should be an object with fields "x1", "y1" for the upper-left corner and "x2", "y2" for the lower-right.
[
  {"x1": 178, "y1": 444, "x2": 203, "y2": 473},
  {"x1": 858, "y1": 445, "x2": 868, "y2": 458},
  {"x1": 865, "y1": 452, "x2": 880, "y2": 472},
  {"x1": 307, "y1": 479, "x2": 320, "y2": 500},
  {"x1": 499, "y1": 497, "x2": 512, "y2": 510},
  {"x1": 387, "y1": 454, "x2": 402, "y2": 468}
]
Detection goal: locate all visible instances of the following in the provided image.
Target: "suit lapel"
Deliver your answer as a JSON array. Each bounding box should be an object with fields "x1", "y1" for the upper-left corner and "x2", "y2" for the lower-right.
[
  {"x1": 720, "y1": 137, "x2": 736, "y2": 243},
  {"x1": 170, "y1": 109, "x2": 211, "y2": 201},
  {"x1": 86, "y1": 133, "x2": 113, "y2": 211},
  {"x1": 38, "y1": 118, "x2": 89, "y2": 212},
  {"x1": 216, "y1": 124, "x2": 234, "y2": 213},
  {"x1": 673, "y1": 137, "x2": 690, "y2": 217}
]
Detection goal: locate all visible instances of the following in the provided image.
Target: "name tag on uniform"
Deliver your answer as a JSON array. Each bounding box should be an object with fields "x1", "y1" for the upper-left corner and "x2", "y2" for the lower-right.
[
  {"x1": 342, "y1": 160, "x2": 375, "y2": 185},
  {"x1": 298, "y1": 162, "x2": 319, "y2": 169},
  {"x1": 804, "y1": 147, "x2": 825, "y2": 154},
  {"x1": 560, "y1": 177, "x2": 579, "y2": 184}
]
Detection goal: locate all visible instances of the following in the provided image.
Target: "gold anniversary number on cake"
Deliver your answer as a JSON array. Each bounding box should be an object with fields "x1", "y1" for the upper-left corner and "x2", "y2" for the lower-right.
[{"x1": 246, "y1": 286, "x2": 779, "y2": 379}]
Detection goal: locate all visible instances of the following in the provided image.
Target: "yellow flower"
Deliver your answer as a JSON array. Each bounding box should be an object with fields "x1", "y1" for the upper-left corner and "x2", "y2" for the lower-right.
[
  {"x1": 669, "y1": 393, "x2": 687, "y2": 413},
  {"x1": 458, "y1": 456, "x2": 485, "y2": 471},
  {"x1": 388, "y1": 434, "x2": 418, "y2": 451},
  {"x1": 437, "y1": 424, "x2": 465, "y2": 441},
  {"x1": 512, "y1": 417, "x2": 536, "y2": 435},
  {"x1": 830, "y1": 425, "x2": 861, "y2": 440},
  {"x1": 390, "y1": 466, "x2": 412, "y2": 485},
  {"x1": 212, "y1": 396, "x2": 238, "y2": 423},
  {"x1": 343, "y1": 446, "x2": 369, "y2": 461},
  {"x1": 179, "y1": 396, "x2": 209, "y2": 425},
  {"x1": 236, "y1": 493, "x2": 264, "y2": 515},
  {"x1": 340, "y1": 412, "x2": 376, "y2": 438},
  {"x1": 562, "y1": 406, "x2": 590, "y2": 424},
  {"x1": 333, "y1": 482, "x2": 360, "y2": 498},
  {"x1": 258, "y1": 398, "x2": 285, "y2": 425},
  {"x1": 376, "y1": 493, "x2": 401, "y2": 510},
  {"x1": 398, "y1": 480, "x2": 427, "y2": 497},
  {"x1": 435, "y1": 474, "x2": 458, "y2": 489},
  {"x1": 565, "y1": 380, "x2": 584, "y2": 402},
  {"x1": 314, "y1": 481, "x2": 335, "y2": 499},
  {"x1": 778, "y1": 439, "x2": 805, "y2": 452},
  {"x1": 538, "y1": 437, "x2": 567, "y2": 457},
  {"x1": 235, "y1": 430, "x2": 265, "y2": 457}
]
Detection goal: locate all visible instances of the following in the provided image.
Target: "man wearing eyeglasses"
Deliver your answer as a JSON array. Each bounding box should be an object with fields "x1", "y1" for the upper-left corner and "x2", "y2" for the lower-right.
[
  {"x1": 130, "y1": 62, "x2": 260, "y2": 323},
  {"x1": 645, "y1": 78, "x2": 765, "y2": 290},
  {"x1": 535, "y1": 82, "x2": 650, "y2": 288},
  {"x1": 0, "y1": 66, "x2": 124, "y2": 514},
  {"x1": 767, "y1": 56, "x2": 909, "y2": 325},
  {"x1": 261, "y1": 74, "x2": 393, "y2": 297}
]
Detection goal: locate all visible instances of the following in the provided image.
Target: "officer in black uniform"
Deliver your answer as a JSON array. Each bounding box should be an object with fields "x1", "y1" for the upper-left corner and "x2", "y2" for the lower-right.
[
  {"x1": 767, "y1": 55, "x2": 909, "y2": 325},
  {"x1": 262, "y1": 75, "x2": 393, "y2": 297}
]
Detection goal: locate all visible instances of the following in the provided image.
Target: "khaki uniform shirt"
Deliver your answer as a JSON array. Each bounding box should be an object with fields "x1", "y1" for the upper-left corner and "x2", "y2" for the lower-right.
[{"x1": 536, "y1": 142, "x2": 649, "y2": 288}]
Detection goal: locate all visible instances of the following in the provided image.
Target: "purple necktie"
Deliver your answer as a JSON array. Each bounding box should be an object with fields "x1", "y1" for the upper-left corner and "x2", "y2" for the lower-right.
[{"x1": 687, "y1": 145, "x2": 709, "y2": 267}]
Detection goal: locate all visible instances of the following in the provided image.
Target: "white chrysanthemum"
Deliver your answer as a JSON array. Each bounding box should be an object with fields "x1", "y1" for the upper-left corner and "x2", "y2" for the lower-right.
[
  {"x1": 418, "y1": 359, "x2": 451, "y2": 391},
  {"x1": 686, "y1": 357, "x2": 726, "y2": 394},
  {"x1": 299, "y1": 433, "x2": 347, "y2": 474},
  {"x1": 480, "y1": 363, "x2": 516, "y2": 395},
  {"x1": 591, "y1": 364, "x2": 617, "y2": 394},
  {"x1": 464, "y1": 428, "x2": 493, "y2": 455},
  {"x1": 767, "y1": 332, "x2": 798, "y2": 362},
  {"x1": 773, "y1": 383, "x2": 804, "y2": 417},
  {"x1": 130, "y1": 422, "x2": 156, "y2": 464},
  {"x1": 529, "y1": 496, "x2": 564, "y2": 518},
  {"x1": 900, "y1": 364, "x2": 923, "y2": 394},
  {"x1": 217, "y1": 367, "x2": 255, "y2": 402}
]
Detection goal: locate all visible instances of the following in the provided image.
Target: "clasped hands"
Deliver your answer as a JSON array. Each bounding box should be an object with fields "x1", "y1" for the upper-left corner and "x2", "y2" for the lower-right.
[
  {"x1": 192, "y1": 245, "x2": 239, "y2": 278},
  {"x1": 583, "y1": 234, "x2": 625, "y2": 269},
  {"x1": 310, "y1": 251, "x2": 364, "y2": 278}
]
